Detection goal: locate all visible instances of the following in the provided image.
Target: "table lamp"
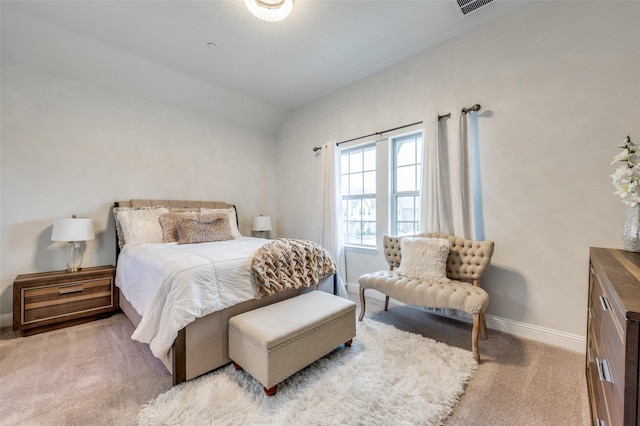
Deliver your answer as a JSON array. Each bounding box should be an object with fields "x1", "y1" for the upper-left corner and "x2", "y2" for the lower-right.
[
  {"x1": 51, "y1": 215, "x2": 95, "y2": 272},
  {"x1": 251, "y1": 215, "x2": 272, "y2": 239}
]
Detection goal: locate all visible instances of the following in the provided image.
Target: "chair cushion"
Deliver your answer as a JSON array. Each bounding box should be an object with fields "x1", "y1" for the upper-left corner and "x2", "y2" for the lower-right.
[{"x1": 358, "y1": 270, "x2": 489, "y2": 314}]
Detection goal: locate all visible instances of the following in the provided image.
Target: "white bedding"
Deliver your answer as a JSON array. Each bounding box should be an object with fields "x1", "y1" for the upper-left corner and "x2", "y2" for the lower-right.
[{"x1": 115, "y1": 237, "x2": 270, "y2": 364}]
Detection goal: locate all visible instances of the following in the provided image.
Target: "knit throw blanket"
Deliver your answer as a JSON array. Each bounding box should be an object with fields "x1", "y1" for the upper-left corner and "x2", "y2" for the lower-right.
[{"x1": 252, "y1": 238, "x2": 336, "y2": 298}]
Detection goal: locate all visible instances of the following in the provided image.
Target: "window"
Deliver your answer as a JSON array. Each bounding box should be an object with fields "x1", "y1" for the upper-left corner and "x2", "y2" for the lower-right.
[
  {"x1": 340, "y1": 129, "x2": 423, "y2": 249},
  {"x1": 341, "y1": 143, "x2": 376, "y2": 246},
  {"x1": 392, "y1": 133, "x2": 423, "y2": 236}
]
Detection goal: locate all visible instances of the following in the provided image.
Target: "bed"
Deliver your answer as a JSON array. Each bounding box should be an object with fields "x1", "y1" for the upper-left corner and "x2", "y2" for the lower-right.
[{"x1": 113, "y1": 199, "x2": 338, "y2": 385}]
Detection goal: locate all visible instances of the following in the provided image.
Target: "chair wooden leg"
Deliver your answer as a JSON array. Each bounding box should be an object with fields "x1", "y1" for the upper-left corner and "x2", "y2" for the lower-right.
[
  {"x1": 264, "y1": 385, "x2": 277, "y2": 396},
  {"x1": 384, "y1": 296, "x2": 390, "y2": 311},
  {"x1": 480, "y1": 312, "x2": 488, "y2": 340},
  {"x1": 358, "y1": 287, "x2": 366, "y2": 321},
  {"x1": 472, "y1": 313, "x2": 481, "y2": 363}
]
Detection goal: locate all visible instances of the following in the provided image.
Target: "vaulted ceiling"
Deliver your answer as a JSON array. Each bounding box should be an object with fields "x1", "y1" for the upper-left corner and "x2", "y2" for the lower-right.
[{"x1": 1, "y1": 0, "x2": 527, "y2": 132}]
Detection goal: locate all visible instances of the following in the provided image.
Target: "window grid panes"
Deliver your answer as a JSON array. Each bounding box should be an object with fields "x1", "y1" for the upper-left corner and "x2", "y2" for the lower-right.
[
  {"x1": 341, "y1": 143, "x2": 376, "y2": 247},
  {"x1": 392, "y1": 133, "x2": 423, "y2": 236}
]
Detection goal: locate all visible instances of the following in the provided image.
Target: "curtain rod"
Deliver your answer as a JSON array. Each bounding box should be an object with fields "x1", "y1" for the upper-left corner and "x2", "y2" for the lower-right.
[{"x1": 312, "y1": 104, "x2": 481, "y2": 152}]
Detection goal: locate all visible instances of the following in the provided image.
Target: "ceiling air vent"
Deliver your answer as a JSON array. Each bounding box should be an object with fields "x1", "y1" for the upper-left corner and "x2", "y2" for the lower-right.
[{"x1": 453, "y1": 0, "x2": 495, "y2": 17}]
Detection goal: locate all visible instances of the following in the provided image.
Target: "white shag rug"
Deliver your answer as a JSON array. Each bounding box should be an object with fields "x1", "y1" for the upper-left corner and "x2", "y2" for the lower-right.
[{"x1": 137, "y1": 319, "x2": 477, "y2": 426}]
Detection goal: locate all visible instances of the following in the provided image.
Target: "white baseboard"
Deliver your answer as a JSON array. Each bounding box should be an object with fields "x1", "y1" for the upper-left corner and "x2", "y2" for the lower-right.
[
  {"x1": 1, "y1": 312, "x2": 13, "y2": 329},
  {"x1": 348, "y1": 282, "x2": 586, "y2": 353}
]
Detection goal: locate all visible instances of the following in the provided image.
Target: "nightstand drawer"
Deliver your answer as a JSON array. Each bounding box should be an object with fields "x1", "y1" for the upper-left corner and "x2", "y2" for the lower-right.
[{"x1": 22, "y1": 277, "x2": 114, "y2": 324}]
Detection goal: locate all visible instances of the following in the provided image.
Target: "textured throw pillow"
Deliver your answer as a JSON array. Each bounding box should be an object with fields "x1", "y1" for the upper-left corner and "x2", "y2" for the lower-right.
[
  {"x1": 115, "y1": 207, "x2": 169, "y2": 247},
  {"x1": 159, "y1": 212, "x2": 200, "y2": 243},
  {"x1": 159, "y1": 212, "x2": 228, "y2": 243},
  {"x1": 176, "y1": 216, "x2": 234, "y2": 244},
  {"x1": 200, "y1": 207, "x2": 242, "y2": 238},
  {"x1": 396, "y1": 237, "x2": 451, "y2": 282}
]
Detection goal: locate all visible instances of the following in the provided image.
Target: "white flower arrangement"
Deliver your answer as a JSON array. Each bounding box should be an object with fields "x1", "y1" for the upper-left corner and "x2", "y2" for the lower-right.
[{"x1": 611, "y1": 135, "x2": 640, "y2": 207}]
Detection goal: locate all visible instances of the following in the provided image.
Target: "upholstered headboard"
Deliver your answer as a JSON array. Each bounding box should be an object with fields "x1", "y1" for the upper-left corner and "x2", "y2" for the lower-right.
[
  {"x1": 115, "y1": 199, "x2": 234, "y2": 209},
  {"x1": 113, "y1": 199, "x2": 238, "y2": 260}
]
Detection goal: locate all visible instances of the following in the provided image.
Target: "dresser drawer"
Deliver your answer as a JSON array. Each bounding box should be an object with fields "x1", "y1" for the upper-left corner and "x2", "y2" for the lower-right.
[
  {"x1": 587, "y1": 336, "x2": 611, "y2": 426},
  {"x1": 22, "y1": 277, "x2": 114, "y2": 324},
  {"x1": 596, "y1": 334, "x2": 624, "y2": 426},
  {"x1": 590, "y1": 266, "x2": 624, "y2": 346}
]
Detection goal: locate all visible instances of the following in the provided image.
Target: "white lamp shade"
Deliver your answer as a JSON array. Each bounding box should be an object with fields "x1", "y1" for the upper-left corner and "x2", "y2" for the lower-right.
[
  {"x1": 252, "y1": 216, "x2": 272, "y2": 232},
  {"x1": 51, "y1": 217, "x2": 95, "y2": 242}
]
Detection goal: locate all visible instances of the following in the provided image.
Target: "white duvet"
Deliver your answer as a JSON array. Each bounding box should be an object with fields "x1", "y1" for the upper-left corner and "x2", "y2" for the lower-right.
[{"x1": 115, "y1": 237, "x2": 270, "y2": 364}]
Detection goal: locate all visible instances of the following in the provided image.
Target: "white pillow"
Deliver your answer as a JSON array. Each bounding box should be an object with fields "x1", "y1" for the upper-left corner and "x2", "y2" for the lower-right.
[
  {"x1": 116, "y1": 207, "x2": 169, "y2": 247},
  {"x1": 396, "y1": 237, "x2": 451, "y2": 282},
  {"x1": 200, "y1": 207, "x2": 242, "y2": 238},
  {"x1": 114, "y1": 206, "x2": 167, "y2": 249}
]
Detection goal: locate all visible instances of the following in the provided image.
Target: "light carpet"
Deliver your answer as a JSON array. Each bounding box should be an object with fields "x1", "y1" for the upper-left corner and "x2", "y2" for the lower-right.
[{"x1": 137, "y1": 319, "x2": 477, "y2": 425}]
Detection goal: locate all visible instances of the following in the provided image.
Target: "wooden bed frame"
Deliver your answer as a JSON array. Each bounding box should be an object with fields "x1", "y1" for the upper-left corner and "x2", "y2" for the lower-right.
[{"x1": 114, "y1": 199, "x2": 334, "y2": 385}]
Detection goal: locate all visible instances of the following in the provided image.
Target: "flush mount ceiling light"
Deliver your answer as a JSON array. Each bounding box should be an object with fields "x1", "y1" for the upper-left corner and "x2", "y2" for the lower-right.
[{"x1": 245, "y1": 0, "x2": 293, "y2": 22}]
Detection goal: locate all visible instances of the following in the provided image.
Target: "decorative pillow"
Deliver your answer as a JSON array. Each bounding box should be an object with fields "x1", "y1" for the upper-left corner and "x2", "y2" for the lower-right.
[
  {"x1": 159, "y1": 212, "x2": 228, "y2": 243},
  {"x1": 115, "y1": 207, "x2": 169, "y2": 247},
  {"x1": 113, "y1": 206, "x2": 169, "y2": 249},
  {"x1": 396, "y1": 237, "x2": 451, "y2": 282},
  {"x1": 176, "y1": 216, "x2": 234, "y2": 244},
  {"x1": 200, "y1": 207, "x2": 242, "y2": 238},
  {"x1": 159, "y1": 212, "x2": 199, "y2": 243}
]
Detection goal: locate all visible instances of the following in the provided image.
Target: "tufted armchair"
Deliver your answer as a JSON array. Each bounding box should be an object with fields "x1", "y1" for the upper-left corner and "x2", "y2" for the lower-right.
[{"x1": 358, "y1": 233, "x2": 495, "y2": 362}]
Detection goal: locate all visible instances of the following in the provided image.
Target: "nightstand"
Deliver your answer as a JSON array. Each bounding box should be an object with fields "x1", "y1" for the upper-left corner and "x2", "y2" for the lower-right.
[{"x1": 13, "y1": 265, "x2": 119, "y2": 336}]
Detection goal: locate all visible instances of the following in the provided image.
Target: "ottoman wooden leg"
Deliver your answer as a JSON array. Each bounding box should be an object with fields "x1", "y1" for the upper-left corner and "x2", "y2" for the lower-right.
[
  {"x1": 345, "y1": 339, "x2": 353, "y2": 347},
  {"x1": 264, "y1": 385, "x2": 277, "y2": 396},
  {"x1": 233, "y1": 362, "x2": 242, "y2": 370}
]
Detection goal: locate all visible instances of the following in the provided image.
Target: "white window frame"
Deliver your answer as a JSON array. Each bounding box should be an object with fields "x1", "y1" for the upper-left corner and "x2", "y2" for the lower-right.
[
  {"x1": 391, "y1": 131, "x2": 423, "y2": 236},
  {"x1": 341, "y1": 142, "x2": 377, "y2": 249}
]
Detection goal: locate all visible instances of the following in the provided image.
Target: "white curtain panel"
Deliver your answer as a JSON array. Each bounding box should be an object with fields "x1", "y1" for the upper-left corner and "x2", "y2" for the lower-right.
[
  {"x1": 322, "y1": 142, "x2": 348, "y2": 297},
  {"x1": 421, "y1": 112, "x2": 475, "y2": 239}
]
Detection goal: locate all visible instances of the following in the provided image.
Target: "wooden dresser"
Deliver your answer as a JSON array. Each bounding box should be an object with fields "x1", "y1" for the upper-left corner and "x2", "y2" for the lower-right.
[
  {"x1": 13, "y1": 265, "x2": 118, "y2": 336},
  {"x1": 587, "y1": 247, "x2": 640, "y2": 426}
]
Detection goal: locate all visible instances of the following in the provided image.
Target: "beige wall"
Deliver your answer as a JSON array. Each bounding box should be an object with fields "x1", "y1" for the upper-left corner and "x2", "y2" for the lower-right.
[
  {"x1": 2, "y1": 1, "x2": 639, "y2": 350},
  {"x1": 0, "y1": 62, "x2": 278, "y2": 317},
  {"x1": 276, "y1": 2, "x2": 640, "y2": 349}
]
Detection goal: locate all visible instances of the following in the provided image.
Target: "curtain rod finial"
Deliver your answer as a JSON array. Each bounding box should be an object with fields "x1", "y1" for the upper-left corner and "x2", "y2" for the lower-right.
[{"x1": 462, "y1": 104, "x2": 482, "y2": 115}]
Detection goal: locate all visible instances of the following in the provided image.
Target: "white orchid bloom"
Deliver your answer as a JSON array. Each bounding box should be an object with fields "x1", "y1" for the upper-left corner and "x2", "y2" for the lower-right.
[
  {"x1": 611, "y1": 166, "x2": 633, "y2": 181},
  {"x1": 611, "y1": 149, "x2": 630, "y2": 164},
  {"x1": 612, "y1": 136, "x2": 638, "y2": 206}
]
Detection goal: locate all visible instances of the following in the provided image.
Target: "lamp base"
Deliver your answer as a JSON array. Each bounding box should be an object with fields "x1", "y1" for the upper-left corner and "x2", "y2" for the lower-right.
[
  {"x1": 251, "y1": 230, "x2": 271, "y2": 239},
  {"x1": 65, "y1": 241, "x2": 84, "y2": 272}
]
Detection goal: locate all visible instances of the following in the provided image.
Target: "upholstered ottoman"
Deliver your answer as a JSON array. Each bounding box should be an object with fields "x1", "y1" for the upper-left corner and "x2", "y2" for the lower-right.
[{"x1": 228, "y1": 291, "x2": 356, "y2": 396}]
